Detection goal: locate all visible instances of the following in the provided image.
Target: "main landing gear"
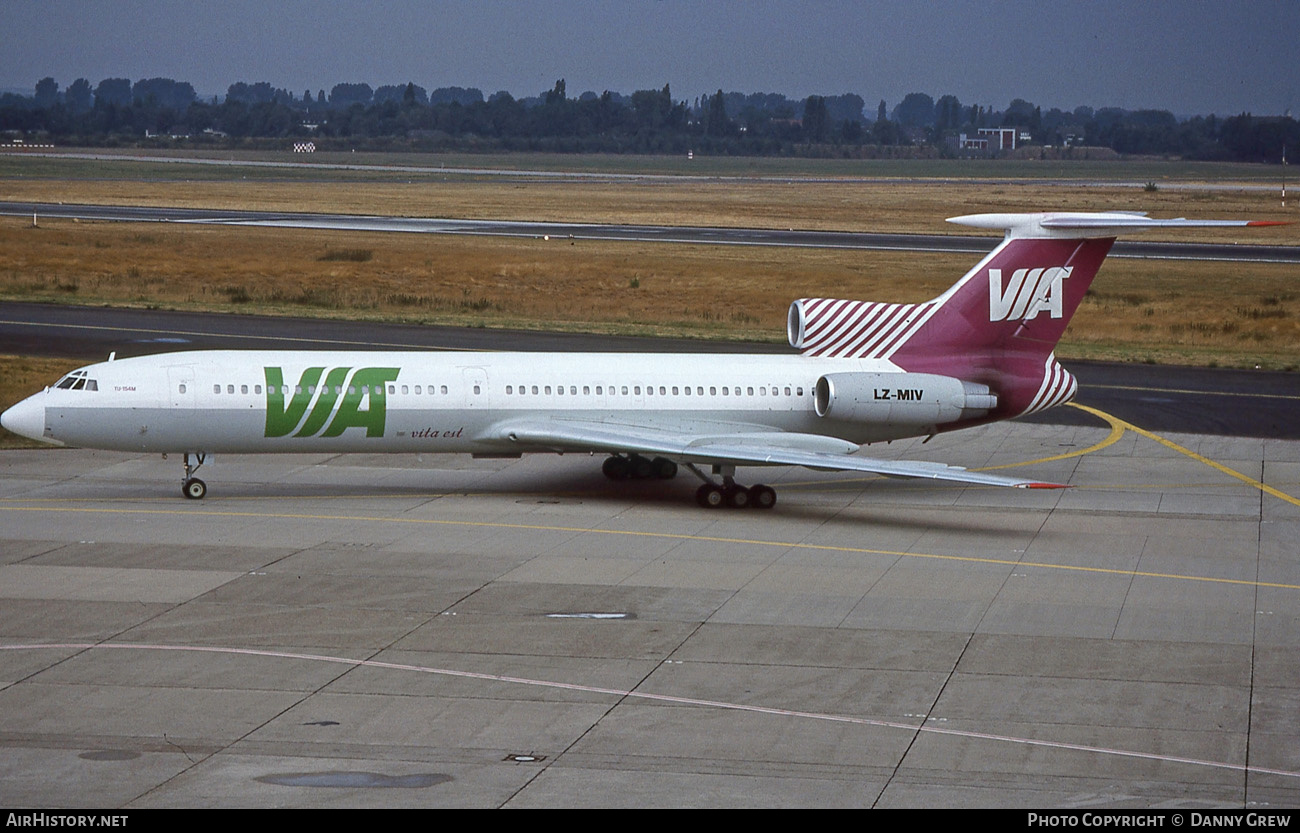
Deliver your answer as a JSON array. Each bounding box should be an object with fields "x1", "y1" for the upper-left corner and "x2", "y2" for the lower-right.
[
  {"x1": 601, "y1": 455, "x2": 773, "y2": 509},
  {"x1": 181, "y1": 452, "x2": 207, "y2": 500},
  {"x1": 687, "y1": 463, "x2": 776, "y2": 510}
]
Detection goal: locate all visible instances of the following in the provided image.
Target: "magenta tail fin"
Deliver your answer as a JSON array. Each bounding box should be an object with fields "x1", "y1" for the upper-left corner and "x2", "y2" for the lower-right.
[{"x1": 789, "y1": 212, "x2": 1283, "y2": 419}]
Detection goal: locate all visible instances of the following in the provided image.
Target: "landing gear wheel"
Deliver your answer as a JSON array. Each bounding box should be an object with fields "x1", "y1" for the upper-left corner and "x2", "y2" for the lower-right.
[
  {"x1": 726, "y1": 485, "x2": 750, "y2": 508},
  {"x1": 696, "y1": 484, "x2": 725, "y2": 508},
  {"x1": 180, "y1": 452, "x2": 208, "y2": 500},
  {"x1": 750, "y1": 484, "x2": 776, "y2": 510}
]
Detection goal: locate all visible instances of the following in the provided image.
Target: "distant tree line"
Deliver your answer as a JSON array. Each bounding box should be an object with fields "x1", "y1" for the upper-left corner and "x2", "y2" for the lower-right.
[{"x1": 2, "y1": 75, "x2": 1295, "y2": 162}]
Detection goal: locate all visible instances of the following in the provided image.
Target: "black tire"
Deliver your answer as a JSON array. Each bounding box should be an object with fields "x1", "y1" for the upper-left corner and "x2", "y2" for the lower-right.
[
  {"x1": 726, "y1": 486, "x2": 750, "y2": 509},
  {"x1": 750, "y1": 485, "x2": 776, "y2": 509},
  {"x1": 696, "y1": 484, "x2": 724, "y2": 508},
  {"x1": 183, "y1": 478, "x2": 207, "y2": 500},
  {"x1": 631, "y1": 455, "x2": 654, "y2": 479}
]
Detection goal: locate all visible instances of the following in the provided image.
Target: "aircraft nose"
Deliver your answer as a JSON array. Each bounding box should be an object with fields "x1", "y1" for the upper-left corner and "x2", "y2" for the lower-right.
[{"x1": 1, "y1": 395, "x2": 49, "y2": 443}]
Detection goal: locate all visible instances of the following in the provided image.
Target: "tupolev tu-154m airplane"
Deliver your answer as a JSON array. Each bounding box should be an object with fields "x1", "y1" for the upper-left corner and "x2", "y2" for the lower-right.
[{"x1": 2, "y1": 212, "x2": 1285, "y2": 508}]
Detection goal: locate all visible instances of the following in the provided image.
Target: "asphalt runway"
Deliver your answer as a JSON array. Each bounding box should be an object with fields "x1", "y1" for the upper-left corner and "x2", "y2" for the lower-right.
[
  {"x1": 3, "y1": 201, "x2": 1298, "y2": 263},
  {"x1": 2, "y1": 304, "x2": 1300, "y2": 807},
  {"x1": 1, "y1": 150, "x2": 1292, "y2": 193}
]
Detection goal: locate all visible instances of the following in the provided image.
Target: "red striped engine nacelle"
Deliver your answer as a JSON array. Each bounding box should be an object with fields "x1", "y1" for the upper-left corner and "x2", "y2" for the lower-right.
[{"x1": 788, "y1": 298, "x2": 937, "y2": 360}]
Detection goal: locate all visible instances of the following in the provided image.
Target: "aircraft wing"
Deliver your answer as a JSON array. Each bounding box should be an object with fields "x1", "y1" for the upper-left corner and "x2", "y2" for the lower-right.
[{"x1": 484, "y1": 416, "x2": 1066, "y2": 489}]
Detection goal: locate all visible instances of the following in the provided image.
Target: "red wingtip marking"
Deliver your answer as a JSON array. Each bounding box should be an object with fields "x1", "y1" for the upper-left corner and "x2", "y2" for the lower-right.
[
  {"x1": 1025, "y1": 482, "x2": 1071, "y2": 490},
  {"x1": 1246, "y1": 220, "x2": 1292, "y2": 226}
]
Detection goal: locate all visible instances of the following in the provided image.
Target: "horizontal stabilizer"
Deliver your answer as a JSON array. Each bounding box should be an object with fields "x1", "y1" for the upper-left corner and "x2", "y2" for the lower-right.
[{"x1": 948, "y1": 212, "x2": 1288, "y2": 239}]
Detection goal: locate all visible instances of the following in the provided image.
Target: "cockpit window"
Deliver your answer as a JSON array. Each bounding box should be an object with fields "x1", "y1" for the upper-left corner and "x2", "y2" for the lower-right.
[{"x1": 54, "y1": 371, "x2": 97, "y2": 391}]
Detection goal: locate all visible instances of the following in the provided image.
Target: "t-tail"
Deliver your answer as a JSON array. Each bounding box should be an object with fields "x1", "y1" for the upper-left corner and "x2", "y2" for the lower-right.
[{"x1": 788, "y1": 212, "x2": 1287, "y2": 424}]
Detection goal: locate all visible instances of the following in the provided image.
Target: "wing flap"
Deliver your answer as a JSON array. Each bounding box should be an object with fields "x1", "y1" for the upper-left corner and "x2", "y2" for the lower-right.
[{"x1": 485, "y1": 417, "x2": 1064, "y2": 490}]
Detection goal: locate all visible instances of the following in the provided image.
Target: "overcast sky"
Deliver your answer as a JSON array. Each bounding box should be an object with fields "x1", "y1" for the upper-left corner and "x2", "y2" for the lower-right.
[{"x1": 2, "y1": 1, "x2": 1295, "y2": 117}]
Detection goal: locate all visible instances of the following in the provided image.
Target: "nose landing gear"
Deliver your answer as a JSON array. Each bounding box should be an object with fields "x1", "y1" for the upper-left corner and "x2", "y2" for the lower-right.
[{"x1": 181, "y1": 452, "x2": 207, "y2": 500}]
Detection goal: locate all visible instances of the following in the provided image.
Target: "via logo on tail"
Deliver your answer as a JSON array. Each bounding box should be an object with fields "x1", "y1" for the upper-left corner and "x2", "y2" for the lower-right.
[{"x1": 988, "y1": 266, "x2": 1073, "y2": 323}]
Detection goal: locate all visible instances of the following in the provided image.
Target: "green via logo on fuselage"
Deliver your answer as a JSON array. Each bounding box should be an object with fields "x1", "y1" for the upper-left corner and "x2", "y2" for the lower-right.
[{"x1": 264, "y1": 367, "x2": 400, "y2": 438}]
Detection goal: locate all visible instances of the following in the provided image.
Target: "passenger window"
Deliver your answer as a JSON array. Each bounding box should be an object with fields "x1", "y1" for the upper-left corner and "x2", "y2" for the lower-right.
[
  {"x1": 722, "y1": 387, "x2": 729, "y2": 396},
  {"x1": 401, "y1": 385, "x2": 408, "y2": 394},
  {"x1": 415, "y1": 385, "x2": 423, "y2": 394},
  {"x1": 213, "y1": 384, "x2": 220, "y2": 394},
  {"x1": 672, "y1": 386, "x2": 679, "y2": 395},
  {"x1": 545, "y1": 386, "x2": 552, "y2": 395},
  {"x1": 583, "y1": 386, "x2": 590, "y2": 395},
  {"x1": 473, "y1": 384, "x2": 481, "y2": 394},
  {"x1": 506, "y1": 385, "x2": 513, "y2": 394},
  {"x1": 659, "y1": 386, "x2": 666, "y2": 395},
  {"x1": 179, "y1": 384, "x2": 187, "y2": 394},
  {"x1": 532, "y1": 385, "x2": 539, "y2": 394},
  {"x1": 570, "y1": 386, "x2": 577, "y2": 395},
  {"x1": 440, "y1": 385, "x2": 447, "y2": 394},
  {"x1": 241, "y1": 385, "x2": 249, "y2": 394},
  {"x1": 255, "y1": 385, "x2": 262, "y2": 394},
  {"x1": 621, "y1": 386, "x2": 628, "y2": 395},
  {"x1": 748, "y1": 387, "x2": 754, "y2": 396},
  {"x1": 557, "y1": 385, "x2": 564, "y2": 396},
  {"x1": 710, "y1": 386, "x2": 716, "y2": 396},
  {"x1": 595, "y1": 386, "x2": 602, "y2": 395}
]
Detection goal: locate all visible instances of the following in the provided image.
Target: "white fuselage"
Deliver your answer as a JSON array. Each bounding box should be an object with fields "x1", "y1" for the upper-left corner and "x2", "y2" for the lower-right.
[{"x1": 17, "y1": 350, "x2": 916, "y2": 455}]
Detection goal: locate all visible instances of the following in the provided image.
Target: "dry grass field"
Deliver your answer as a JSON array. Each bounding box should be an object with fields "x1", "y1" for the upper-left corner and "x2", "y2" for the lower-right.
[
  {"x1": 2, "y1": 216, "x2": 1295, "y2": 369},
  {"x1": 1, "y1": 150, "x2": 1296, "y2": 370},
  {"x1": 3, "y1": 174, "x2": 1297, "y2": 242}
]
